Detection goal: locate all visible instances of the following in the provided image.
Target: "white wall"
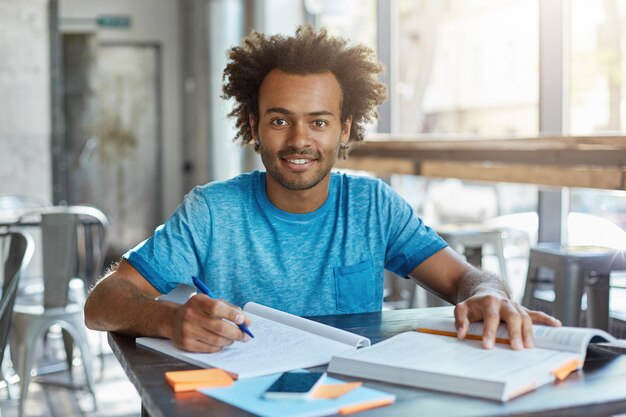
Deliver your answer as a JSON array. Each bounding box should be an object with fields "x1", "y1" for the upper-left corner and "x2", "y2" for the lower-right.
[{"x1": 0, "y1": 0, "x2": 52, "y2": 202}]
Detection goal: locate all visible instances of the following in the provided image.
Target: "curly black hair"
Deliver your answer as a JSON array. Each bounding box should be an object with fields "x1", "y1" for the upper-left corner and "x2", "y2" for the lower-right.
[{"x1": 222, "y1": 24, "x2": 387, "y2": 157}]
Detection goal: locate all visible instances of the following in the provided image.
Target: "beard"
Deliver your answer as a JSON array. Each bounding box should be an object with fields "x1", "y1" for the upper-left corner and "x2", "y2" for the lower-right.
[{"x1": 259, "y1": 140, "x2": 340, "y2": 191}]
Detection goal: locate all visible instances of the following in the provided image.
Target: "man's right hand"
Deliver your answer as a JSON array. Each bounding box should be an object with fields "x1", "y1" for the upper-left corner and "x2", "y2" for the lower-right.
[
  {"x1": 171, "y1": 295, "x2": 252, "y2": 352},
  {"x1": 84, "y1": 260, "x2": 252, "y2": 353}
]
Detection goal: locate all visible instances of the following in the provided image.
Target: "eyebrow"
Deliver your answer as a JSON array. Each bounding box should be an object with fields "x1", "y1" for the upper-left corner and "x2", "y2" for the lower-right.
[{"x1": 265, "y1": 107, "x2": 335, "y2": 117}]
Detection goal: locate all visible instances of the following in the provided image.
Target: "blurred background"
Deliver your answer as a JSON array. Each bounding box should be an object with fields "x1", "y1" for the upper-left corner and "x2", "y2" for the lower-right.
[{"x1": 1, "y1": 0, "x2": 626, "y2": 416}]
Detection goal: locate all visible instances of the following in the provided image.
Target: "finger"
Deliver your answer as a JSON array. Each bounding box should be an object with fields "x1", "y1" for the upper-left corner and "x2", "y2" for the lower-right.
[
  {"x1": 195, "y1": 295, "x2": 251, "y2": 338},
  {"x1": 519, "y1": 307, "x2": 535, "y2": 348},
  {"x1": 203, "y1": 316, "x2": 249, "y2": 341},
  {"x1": 500, "y1": 301, "x2": 524, "y2": 350},
  {"x1": 527, "y1": 309, "x2": 562, "y2": 327},
  {"x1": 454, "y1": 302, "x2": 470, "y2": 339},
  {"x1": 173, "y1": 315, "x2": 235, "y2": 353},
  {"x1": 178, "y1": 334, "x2": 233, "y2": 353},
  {"x1": 220, "y1": 299, "x2": 253, "y2": 327},
  {"x1": 481, "y1": 300, "x2": 501, "y2": 349},
  {"x1": 186, "y1": 296, "x2": 250, "y2": 342},
  {"x1": 181, "y1": 330, "x2": 235, "y2": 352}
]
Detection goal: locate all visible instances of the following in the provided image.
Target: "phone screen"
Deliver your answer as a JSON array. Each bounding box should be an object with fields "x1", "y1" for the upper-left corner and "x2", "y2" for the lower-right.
[{"x1": 263, "y1": 372, "x2": 325, "y2": 400}]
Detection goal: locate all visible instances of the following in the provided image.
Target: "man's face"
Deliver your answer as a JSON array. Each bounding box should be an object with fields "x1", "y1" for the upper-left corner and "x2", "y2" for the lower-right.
[{"x1": 251, "y1": 69, "x2": 351, "y2": 192}]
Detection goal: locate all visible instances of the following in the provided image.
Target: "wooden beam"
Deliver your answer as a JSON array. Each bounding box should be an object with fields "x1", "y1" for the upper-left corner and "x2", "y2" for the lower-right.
[
  {"x1": 419, "y1": 161, "x2": 625, "y2": 190},
  {"x1": 338, "y1": 136, "x2": 626, "y2": 190},
  {"x1": 349, "y1": 138, "x2": 626, "y2": 166}
]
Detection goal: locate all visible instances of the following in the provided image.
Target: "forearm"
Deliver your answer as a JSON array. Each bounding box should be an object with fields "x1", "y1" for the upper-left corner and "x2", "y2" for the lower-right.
[
  {"x1": 84, "y1": 276, "x2": 177, "y2": 338},
  {"x1": 455, "y1": 269, "x2": 511, "y2": 304}
]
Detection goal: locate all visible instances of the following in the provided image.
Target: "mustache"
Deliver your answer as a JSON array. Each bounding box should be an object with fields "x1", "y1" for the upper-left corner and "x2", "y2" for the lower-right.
[{"x1": 277, "y1": 148, "x2": 321, "y2": 159}]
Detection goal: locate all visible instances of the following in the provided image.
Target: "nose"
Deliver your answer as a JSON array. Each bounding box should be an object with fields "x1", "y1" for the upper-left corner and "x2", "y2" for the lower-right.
[{"x1": 286, "y1": 120, "x2": 311, "y2": 150}]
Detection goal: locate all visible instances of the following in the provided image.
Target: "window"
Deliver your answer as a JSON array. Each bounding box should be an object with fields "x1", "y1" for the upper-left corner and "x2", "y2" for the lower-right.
[
  {"x1": 569, "y1": 0, "x2": 626, "y2": 236},
  {"x1": 305, "y1": 0, "x2": 377, "y2": 50},
  {"x1": 396, "y1": 0, "x2": 539, "y2": 136},
  {"x1": 569, "y1": 0, "x2": 625, "y2": 134}
]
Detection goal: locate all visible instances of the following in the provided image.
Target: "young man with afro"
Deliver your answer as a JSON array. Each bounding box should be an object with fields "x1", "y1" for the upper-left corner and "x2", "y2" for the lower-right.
[{"x1": 85, "y1": 25, "x2": 560, "y2": 353}]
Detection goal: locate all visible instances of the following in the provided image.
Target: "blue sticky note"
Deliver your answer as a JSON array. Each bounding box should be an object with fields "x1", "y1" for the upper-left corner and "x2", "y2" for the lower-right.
[{"x1": 199, "y1": 373, "x2": 395, "y2": 417}]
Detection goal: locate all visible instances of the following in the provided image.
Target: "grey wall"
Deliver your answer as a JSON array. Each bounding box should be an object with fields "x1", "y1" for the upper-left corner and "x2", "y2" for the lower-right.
[{"x1": 0, "y1": 0, "x2": 53, "y2": 202}]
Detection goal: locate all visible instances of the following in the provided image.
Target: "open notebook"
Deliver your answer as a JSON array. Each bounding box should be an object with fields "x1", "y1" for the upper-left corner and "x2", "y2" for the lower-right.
[{"x1": 137, "y1": 291, "x2": 370, "y2": 379}]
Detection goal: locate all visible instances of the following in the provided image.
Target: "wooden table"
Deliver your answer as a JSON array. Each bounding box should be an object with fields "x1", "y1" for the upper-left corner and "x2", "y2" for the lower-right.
[{"x1": 108, "y1": 307, "x2": 626, "y2": 417}]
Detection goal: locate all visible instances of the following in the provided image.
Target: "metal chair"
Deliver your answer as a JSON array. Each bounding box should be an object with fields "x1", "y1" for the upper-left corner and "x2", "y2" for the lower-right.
[
  {"x1": 0, "y1": 232, "x2": 34, "y2": 407},
  {"x1": 9, "y1": 206, "x2": 108, "y2": 417},
  {"x1": 522, "y1": 244, "x2": 626, "y2": 330}
]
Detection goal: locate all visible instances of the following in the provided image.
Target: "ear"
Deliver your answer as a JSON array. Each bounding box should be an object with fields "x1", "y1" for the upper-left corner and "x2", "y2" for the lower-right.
[
  {"x1": 341, "y1": 116, "x2": 352, "y2": 142},
  {"x1": 249, "y1": 113, "x2": 258, "y2": 142}
]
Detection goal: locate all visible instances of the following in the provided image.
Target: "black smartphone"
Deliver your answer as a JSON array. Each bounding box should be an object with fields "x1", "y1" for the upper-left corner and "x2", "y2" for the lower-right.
[{"x1": 262, "y1": 372, "x2": 326, "y2": 400}]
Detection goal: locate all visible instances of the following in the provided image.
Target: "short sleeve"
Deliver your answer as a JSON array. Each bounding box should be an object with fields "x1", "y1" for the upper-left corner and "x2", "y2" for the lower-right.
[
  {"x1": 380, "y1": 182, "x2": 448, "y2": 277},
  {"x1": 123, "y1": 187, "x2": 211, "y2": 294}
]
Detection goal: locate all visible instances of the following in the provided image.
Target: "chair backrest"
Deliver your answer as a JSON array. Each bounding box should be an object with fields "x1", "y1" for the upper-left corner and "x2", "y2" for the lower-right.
[
  {"x1": 16, "y1": 206, "x2": 109, "y2": 308},
  {"x1": 0, "y1": 231, "x2": 34, "y2": 362},
  {"x1": 70, "y1": 206, "x2": 110, "y2": 291}
]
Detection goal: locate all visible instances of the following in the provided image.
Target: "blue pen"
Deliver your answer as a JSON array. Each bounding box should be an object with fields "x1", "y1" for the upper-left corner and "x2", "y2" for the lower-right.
[{"x1": 191, "y1": 276, "x2": 255, "y2": 338}]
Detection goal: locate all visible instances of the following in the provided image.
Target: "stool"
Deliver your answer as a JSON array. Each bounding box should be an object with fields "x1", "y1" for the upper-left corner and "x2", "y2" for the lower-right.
[
  {"x1": 522, "y1": 244, "x2": 625, "y2": 330},
  {"x1": 410, "y1": 224, "x2": 509, "y2": 308}
]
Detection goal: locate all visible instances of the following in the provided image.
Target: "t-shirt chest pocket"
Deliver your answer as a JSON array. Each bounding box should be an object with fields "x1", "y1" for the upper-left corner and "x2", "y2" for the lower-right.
[{"x1": 333, "y1": 259, "x2": 376, "y2": 313}]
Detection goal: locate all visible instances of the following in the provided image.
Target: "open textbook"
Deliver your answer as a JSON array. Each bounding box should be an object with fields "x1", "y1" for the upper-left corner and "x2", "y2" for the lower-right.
[
  {"x1": 328, "y1": 315, "x2": 626, "y2": 402},
  {"x1": 136, "y1": 301, "x2": 370, "y2": 379}
]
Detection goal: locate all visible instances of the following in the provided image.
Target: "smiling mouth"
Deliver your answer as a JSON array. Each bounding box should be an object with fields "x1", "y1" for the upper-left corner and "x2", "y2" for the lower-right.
[{"x1": 286, "y1": 158, "x2": 312, "y2": 165}]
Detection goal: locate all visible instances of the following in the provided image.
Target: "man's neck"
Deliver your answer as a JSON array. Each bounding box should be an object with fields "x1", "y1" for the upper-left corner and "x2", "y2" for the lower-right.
[{"x1": 264, "y1": 175, "x2": 331, "y2": 214}]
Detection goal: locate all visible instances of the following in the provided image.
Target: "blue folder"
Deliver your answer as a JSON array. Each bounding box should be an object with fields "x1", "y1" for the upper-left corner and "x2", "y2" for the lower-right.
[{"x1": 199, "y1": 373, "x2": 396, "y2": 417}]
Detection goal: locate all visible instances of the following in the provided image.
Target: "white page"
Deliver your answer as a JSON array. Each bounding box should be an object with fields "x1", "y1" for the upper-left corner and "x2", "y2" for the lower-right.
[
  {"x1": 244, "y1": 302, "x2": 370, "y2": 348},
  {"x1": 532, "y1": 325, "x2": 616, "y2": 355},
  {"x1": 418, "y1": 315, "x2": 616, "y2": 356},
  {"x1": 332, "y1": 332, "x2": 577, "y2": 381},
  {"x1": 137, "y1": 312, "x2": 356, "y2": 379}
]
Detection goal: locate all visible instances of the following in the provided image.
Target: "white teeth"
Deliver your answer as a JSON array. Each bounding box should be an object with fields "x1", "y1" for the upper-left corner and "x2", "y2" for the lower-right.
[{"x1": 288, "y1": 159, "x2": 309, "y2": 165}]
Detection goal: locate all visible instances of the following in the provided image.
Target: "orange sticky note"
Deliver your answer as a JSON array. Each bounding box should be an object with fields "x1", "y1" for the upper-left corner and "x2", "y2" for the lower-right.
[
  {"x1": 164, "y1": 369, "x2": 234, "y2": 392},
  {"x1": 551, "y1": 359, "x2": 582, "y2": 381},
  {"x1": 338, "y1": 398, "x2": 396, "y2": 415},
  {"x1": 311, "y1": 382, "x2": 362, "y2": 399}
]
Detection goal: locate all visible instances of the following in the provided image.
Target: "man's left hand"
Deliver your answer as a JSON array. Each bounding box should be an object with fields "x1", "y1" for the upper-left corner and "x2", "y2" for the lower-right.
[{"x1": 454, "y1": 289, "x2": 561, "y2": 350}]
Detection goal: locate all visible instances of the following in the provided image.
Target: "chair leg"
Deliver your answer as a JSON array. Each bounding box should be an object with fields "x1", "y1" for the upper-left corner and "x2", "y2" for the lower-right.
[
  {"x1": 16, "y1": 325, "x2": 41, "y2": 417},
  {"x1": 98, "y1": 332, "x2": 106, "y2": 381},
  {"x1": 62, "y1": 328, "x2": 75, "y2": 382},
  {"x1": 464, "y1": 246, "x2": 483, "y2": 269},
  {"x1": 586, "y1": 273, "x2": 610, "y2": 330},
  {"x1": 1, "y1": 347, "x2": 14, "y2": 400},
  {"x1": 494, "y1": 236, "x2": 508, "y2": 284},
  {"x1": 60, "y1": 322, "x2": 97, "y2": 410},
  {"x1": 522, "y1": 262, "x2": 539, "y2": 308},
  {"x1": 553, "y1": 261, "x2": 583, "y2": 327}
]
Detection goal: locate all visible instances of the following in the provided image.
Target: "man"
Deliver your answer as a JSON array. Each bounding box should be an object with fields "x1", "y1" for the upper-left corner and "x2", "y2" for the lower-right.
[{"x1": 84, "y1": 25, "x2": 560, "y2": 354}]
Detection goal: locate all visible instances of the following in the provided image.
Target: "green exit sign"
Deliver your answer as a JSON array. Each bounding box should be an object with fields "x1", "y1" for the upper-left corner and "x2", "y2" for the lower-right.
[{"x1": 97, "y1": 16, "x2": 131, "y2": 29}]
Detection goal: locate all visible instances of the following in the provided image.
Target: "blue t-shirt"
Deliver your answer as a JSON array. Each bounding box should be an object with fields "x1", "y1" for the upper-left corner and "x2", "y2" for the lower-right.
[{"x1": 124, "y1": 171, "x2": 447, "y2": 316}]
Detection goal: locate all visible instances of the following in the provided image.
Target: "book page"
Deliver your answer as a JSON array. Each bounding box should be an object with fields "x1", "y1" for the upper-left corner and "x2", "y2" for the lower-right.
[
  {"x1": 334, "y1": 331, "x2": 575, "y2": 380},
  {"x1": 417, "y1": 315, "x2": 616, "y2": 356},
  {"x1": 244, "y1": 302, "x2": 371, "y2": 348},
  {"x1": 532, "y1": 325, "x2": 615, "y2": 355},
  {"x1": 137, "y1": 312, "x2": 355, "y2": 379}
]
